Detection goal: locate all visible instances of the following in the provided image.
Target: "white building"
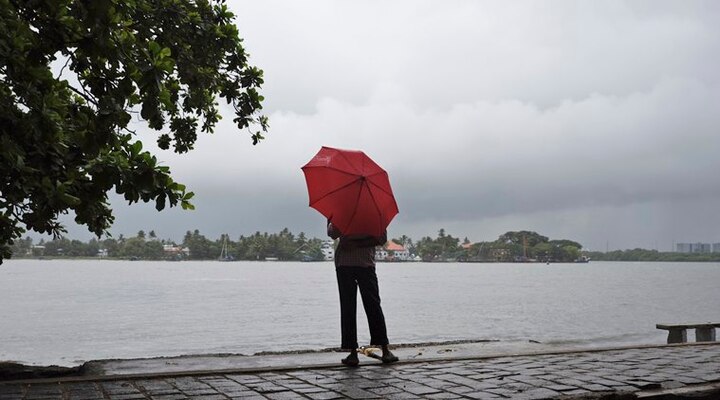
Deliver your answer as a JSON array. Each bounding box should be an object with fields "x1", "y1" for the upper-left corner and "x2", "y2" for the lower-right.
[
  {"x1": 321, "y1": 240, "x2": 335, "y2": 261},
  {"x1": 375, "y1": 248, "x2": 389, "y2": 261},
  {"x1": 163, "y1": 244, "x2": 190, "y2": 258},
  {"x1": 385, "y1": 241, "x2": 410, "y2": 261},
  {"x1": 676, "y1": 243, "x2": 712, "y2": 253},
  {"x1": 375, "y1": 241, "x2": 410, "y2": 261}
]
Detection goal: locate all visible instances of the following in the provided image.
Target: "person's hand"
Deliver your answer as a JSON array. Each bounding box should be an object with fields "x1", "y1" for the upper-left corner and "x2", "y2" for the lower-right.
[{"x1": 327, "y1": 222, "x2": 342, "y2": 239}]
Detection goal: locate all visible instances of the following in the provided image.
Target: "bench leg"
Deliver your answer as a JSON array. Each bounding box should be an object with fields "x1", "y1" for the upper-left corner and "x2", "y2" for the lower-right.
[
  {"x1": 696, "y1": 327, "x2": 716, "y2": 342},
  {"x1": 667, "y1": 328, "x2": 687, "y2": 344}
]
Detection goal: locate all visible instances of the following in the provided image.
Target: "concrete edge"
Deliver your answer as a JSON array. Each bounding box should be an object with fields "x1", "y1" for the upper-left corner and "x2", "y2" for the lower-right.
[
  {"x1": 635, "y1": 381, "x2": 720, "y2": 399},
  {"x1": 2, "y1": 341, "x2": 718, "y2": 386}
]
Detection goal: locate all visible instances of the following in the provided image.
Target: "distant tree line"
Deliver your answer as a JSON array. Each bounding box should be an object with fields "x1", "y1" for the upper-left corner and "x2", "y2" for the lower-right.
[
  {"x1": 10, "y1": 228, "x2": 327, "y2": 261},
  {"x1": 182, "y1": 229, "x2": 326, "y2": 261},
  {"x1": 403, "y1": 230, "x2": 584, "y2": 263},
  {"x1": 586, "y1": 249, "x2": 720, "y2": 262},
  {"x1": 11, "y1": 227, "x2": 592, "y2": 263}
]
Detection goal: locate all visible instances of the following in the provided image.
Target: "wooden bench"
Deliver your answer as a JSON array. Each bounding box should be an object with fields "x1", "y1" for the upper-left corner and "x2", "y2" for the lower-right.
[{"x1": 656, "y1": 323, "x2": 720, "y2": 344}]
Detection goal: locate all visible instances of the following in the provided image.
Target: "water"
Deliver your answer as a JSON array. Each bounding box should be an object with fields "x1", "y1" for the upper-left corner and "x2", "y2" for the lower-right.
[{"x1": 1, "y1": 260, "x2": 719, "y2": 366}]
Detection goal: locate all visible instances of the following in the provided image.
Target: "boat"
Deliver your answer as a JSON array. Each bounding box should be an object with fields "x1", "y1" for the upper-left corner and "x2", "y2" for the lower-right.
[{"x1": 218, "y1": 235, "x2": 234, "y2": 262}]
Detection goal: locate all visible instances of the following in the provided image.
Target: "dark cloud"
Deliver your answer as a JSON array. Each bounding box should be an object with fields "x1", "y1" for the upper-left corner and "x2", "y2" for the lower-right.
[{"x1": 61, "y1": 1, "x2": 720, "y2": 251}]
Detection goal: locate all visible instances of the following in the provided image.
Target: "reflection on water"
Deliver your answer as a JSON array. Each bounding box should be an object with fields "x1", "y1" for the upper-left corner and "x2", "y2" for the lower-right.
[{"x1": 1, "y1": 260, "x2": 719, "y2": 365}]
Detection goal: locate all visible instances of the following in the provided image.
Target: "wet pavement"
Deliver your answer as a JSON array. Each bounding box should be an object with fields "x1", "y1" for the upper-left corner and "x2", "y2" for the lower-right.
[{"x1": 1, "y1": 343, "x2": 719, "y2": 399}]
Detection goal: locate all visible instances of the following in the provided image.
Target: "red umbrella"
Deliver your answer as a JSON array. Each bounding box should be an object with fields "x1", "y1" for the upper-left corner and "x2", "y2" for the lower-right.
[{"x1": 302, "y1": 146, "x2": 399, "y2": 237}]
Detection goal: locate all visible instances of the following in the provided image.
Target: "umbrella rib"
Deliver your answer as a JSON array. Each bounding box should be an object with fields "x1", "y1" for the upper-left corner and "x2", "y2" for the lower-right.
[
  {"x1": 336, "y1": 151, "x2": 364, "y2": 175},
  {"x1": 366, "y1": 175, "x2": 396, "y2": 199},
  {"x1": 344, "y1": 179, "x2": 365, "y2": 233},
  {"x1": 307, "y1": 177, "x2": 361, "y2": 207},
  {"x1": 363, "y1": 179, "x2": 385, "y2": 232},
  {"x1": 302, "y1": 165, "x2": 363, "y2": 178}
]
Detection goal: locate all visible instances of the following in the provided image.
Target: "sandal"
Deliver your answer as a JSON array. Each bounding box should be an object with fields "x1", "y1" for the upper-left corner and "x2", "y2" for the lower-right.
[
  {"x1": 341, "y1": 352, "x2": 359, "y2": 367},
  {"x1": 381, "y1": 350, "x2": 399, "y2": 364}
]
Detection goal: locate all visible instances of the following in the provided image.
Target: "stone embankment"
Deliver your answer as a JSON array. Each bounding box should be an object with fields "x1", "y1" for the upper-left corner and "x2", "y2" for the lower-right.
[{"x1": 1, "y1": 343, "x2": 718, "y2": 399}]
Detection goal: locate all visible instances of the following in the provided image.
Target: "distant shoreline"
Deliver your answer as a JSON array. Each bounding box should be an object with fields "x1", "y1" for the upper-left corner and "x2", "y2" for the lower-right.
[{"x1": 5, "y1": 257, "x2": 720, "y2": 263}]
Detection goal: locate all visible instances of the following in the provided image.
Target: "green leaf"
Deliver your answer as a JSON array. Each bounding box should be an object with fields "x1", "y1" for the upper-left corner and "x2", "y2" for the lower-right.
[
  {"x1": 181, "y1": 200, "x2": 195, "y2": 210},
  {"x1": 60, "y1": 193, "x2": 82, "y2": 206},
  {"x1": 130, "y1": 141, "x2": 142, "y2": 155},
  {"x1": 155, "y1": 194, "x2": 166, "y2": 211}
]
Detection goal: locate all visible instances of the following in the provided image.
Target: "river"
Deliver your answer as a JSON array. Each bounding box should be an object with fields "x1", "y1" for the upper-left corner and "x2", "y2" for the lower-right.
[{"x1": 1, "y1": 259, "x2": 718, "y2": 366}]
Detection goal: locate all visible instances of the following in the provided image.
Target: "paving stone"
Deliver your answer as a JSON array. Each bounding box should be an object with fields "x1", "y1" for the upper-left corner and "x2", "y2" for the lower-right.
[
  {"x1": 397, "y1": 383, "x2": 441, "y2": 395},
  {"x1": 244, "y1": 382, "x2": 287, "y2": 393},
  {"x1": 180, "y1": 388, "x2": 221, "y2": 396},
  {"x1": 102, "y1": 381, "x2": 142, "y2": 394},
  {"x1": 625, "y1": 380, "x2": 662, "y2": 390},
  {"x1": 68, "y1": 391, "x2": 106, "y2": 400},
  {"x1": 559, "y1": 388, "x2": 592, "y2": 396},
  {"x1": 305, "y1": 391, "x2": 345, "y2": 400},
  {"x1": 544, "y1": 383, "x2": 577, "y2": 392},
  {"x1": 25, "y1": 395, "x2": 61, "y2": 400},
  {"x1": 226, "y1": 375, "x2": 267, "y2": 384},
  {"x1": 107, "y1": 394, "x2": 148, "y2": 400},
  {"x1": 24, "y1": 388, "x2": 63, "y2": 399},
  {"x1": 484, "y1": 387, "x2": 522, "y2": 397},
  {"x1": 415, "y1": 378, "x2": 460, "y2": 390},
  {"x1": 461, "y1": 392, "x2": 504, "y2": 400},
  {"x1": 507, "y1": 375, "x2": 552, "y2": 386},
  {"x1": 135, "y1": 381, "x2": 179, "y2": 395},
  {"x1": 380, "y1": 393, "x2": 421, "y2": 400},
  {"x1": 367, "y1": 385, "x2": 403, "y2": 395},
  {"x1": 25, "y1": 387, "x2": 62, "y2": 396},
  {"x1": 265, "y1": 391, "x2": 308, "y2": 400},
  {"x1": 510, "y1": 387, "x2": 562, "y2": 400},
  {"x1": 444, "y1": 385, "x2": 476, "y2": 395},
  {"x1": 424, "y1": 392, "x2": 464, "y2": 399},
  {"x1": 341, "y1": 378, "x2": 385, "y2": 389},
  {"x1": 334, "y1": 386, "x2": 380, "y2": 399},
  {"x1": 220, "y1": 390, "x2": 263, "y2": 398},
  {"x1": 294, "y1": 386, "x2": 328, "y2": 394},
  {"x1": 227, "y1": 395, "x2": 266, "y2": 400},
  {"x1": 1, "y1": 344, "x2": 719, "y2": 400},
  {"x1": 579, "y1": 383, "x2": 612, "y2": 392},
  {"x1": 674, "y1": 375, "x2": 708, "y2": 384},
  {"x1": 171, "y1": 382, "x2": 215, "y2": 393},
  {"x1": 551, "y1": 377, "x2": 590, "y2": 387},
  {"x1": 146, "y1": 394, "x2": 188, "y2": 400}
]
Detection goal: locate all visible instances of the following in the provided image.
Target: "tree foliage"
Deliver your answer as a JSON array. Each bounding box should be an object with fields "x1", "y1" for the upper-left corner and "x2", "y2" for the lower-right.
[
  {"x1": 460, "y1": 231, "x2": 584, "y2": 262},
  {"x1": 497, "y1": 231, "x2": 549, "y2": 247},
  {"x1": 587, "y1": 249, "x2": 720, "y2": 262},
  {"x1": 10, "y1": 228, "x2": 328, "y2": 261},
  {"x1": 0, "y1": 0, "x2": 267, "y2": 263},
  {"x1": 413, "y1": 229, "x2": 462, "y2": 261}
]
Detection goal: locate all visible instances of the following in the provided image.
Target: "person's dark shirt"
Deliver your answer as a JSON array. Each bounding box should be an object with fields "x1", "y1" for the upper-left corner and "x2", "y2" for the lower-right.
[{"x1": 328, "y1": 223, "x2": 387, "y2": 267}]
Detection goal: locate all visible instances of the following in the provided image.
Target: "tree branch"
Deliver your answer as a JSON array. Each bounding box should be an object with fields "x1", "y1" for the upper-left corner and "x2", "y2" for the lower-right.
[
  {"x1": 68, "y1": 85, "x2": 98, "y2": 107},
  {"x1": 56, "y1": 56, "x2": 72, "y2": 80}
]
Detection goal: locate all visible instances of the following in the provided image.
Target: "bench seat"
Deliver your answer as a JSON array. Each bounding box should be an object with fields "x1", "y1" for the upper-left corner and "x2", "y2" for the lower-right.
[{"x1": 656, "y1": 323, "x2": 720, "y2": 344}]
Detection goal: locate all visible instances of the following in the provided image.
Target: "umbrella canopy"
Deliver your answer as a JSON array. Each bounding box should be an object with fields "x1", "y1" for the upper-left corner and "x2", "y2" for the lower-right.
[{"x1": 302, "y1": 146, "x2": 399, "y2": 237}]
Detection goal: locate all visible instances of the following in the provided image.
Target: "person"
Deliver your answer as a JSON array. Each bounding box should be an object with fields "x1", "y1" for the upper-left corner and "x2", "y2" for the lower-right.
[{"x1": 328, "y1": 220, "x2": 399, "y2": 366}]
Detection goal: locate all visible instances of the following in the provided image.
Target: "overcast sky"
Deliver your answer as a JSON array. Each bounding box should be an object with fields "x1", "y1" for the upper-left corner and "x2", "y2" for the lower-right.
[{"x1": 61, "y1": 0, "x2": 720, "y2": 251}]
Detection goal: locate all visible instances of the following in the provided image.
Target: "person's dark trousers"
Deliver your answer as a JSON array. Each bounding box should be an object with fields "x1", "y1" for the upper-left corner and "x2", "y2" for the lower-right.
[{"x1": 335, "y1": 266, "x2": 389, "y2": 350}]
